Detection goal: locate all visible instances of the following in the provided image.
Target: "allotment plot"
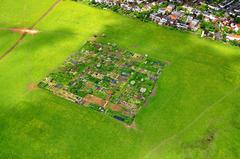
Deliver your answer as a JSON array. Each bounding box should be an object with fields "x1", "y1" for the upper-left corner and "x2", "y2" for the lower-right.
[{"x1": 39, "y1": 41, "x2": 166, "y2": 124}]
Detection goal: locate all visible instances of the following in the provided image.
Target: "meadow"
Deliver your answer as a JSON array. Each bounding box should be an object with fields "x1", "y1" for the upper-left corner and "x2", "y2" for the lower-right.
[{"x1": 0, "y1": 0, "x2": 240, "y2": 158}]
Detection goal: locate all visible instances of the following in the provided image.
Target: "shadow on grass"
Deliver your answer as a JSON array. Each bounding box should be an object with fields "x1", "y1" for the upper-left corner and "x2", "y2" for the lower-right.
[
  {"x1": 18, "y1": 27, "x2": 76, "y2": 53},
  {"x1": 0, "y1": 91, "x2": 140, "y2": 159}
]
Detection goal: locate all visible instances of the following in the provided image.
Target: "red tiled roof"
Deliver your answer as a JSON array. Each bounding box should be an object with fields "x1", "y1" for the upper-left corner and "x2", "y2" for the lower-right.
[
  {"x1": 229, "y1": 35, "x2": 240, "y2": 38},
  {"x1": 169, "y1": 14, "x2": 177, "y2": 20},
  {"x1": 227, "y1": 34, "x2": 240, "y2": 41}
]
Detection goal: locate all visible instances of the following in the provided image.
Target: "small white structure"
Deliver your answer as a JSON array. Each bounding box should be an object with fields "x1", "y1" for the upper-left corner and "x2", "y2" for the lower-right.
[
  {"x1": 130, "y1": 80, "x2": 136, "y2": 85},
  {"x1": 140, "y1": 88, "x2": 147, "y2": 93},
  {"x1": 189, "y1": 19, "x2": 200, "y2": 31},
  {"x1": 203, "y1": 12, "x2": 218, "y2": 22},
  {"x1": 166, "y1": 4, "x2": 175, "y2": 13}
]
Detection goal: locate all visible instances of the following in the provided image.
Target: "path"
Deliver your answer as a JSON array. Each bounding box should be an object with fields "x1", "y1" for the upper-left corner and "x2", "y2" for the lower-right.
[
  {"x1": 0, "y1": 0, "x2": 62, "y2": 61},
  {"x1": 144, "y1": 85, "x2": 240, "y2": 159}
]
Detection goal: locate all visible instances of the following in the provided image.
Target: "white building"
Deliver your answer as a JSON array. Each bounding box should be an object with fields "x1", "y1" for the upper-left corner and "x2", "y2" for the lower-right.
[{"x1": 226, "y1": 34, "x2": 240, "y2": 41}]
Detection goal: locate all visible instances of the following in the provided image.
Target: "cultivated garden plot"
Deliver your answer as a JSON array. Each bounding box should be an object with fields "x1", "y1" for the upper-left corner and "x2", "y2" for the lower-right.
[{"x1": 39, "y1": 41, "x2": 166, "y2": 124}]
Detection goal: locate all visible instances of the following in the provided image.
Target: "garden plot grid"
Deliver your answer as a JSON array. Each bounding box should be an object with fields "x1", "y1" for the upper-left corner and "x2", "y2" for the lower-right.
[{"x1": 39, "y1": 41, "x2": 166, "y2": 124}]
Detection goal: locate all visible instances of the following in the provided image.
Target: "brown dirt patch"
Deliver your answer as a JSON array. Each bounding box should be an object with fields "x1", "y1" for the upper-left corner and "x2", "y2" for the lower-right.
[
  {"x1": 111, "y1": 104, "x2": 122, "y2": 112},
  {"x1": 125, "y1": 121, "x2": 137, "y2": 130},
  {"x1": 89, "y1": 35, "x2": 97, "y2": 42},
  {"x1": 106, "y1": 90, "x2": 113, "y2": 95},
  {"x1": 200, "y1": 132, "x2": 215, "y2": 147},
  {"x1": 10, "y1": 28, "x2": 39, "y2": 35},
  {"x1": 122, "y1": 110, "x2": 131, "y2": 116},
  {"x1": 150, "y1": 85, "x2": 157, "y2": 97},
  {"x1": 86, "y1": 82, "x2": 93, "y2": 88},
  {"x1": 83, "y1": 94, "x2": 106, "y2": 107},
  {"x1": 27, "y1": 83, "x2": 38, "y2": 91},
  {"x1": 0, "y1": 0, "x2": 61, "y2": 61},
  {"x1": 166, "y1": 60, "x2": 171, "y2": 65}
]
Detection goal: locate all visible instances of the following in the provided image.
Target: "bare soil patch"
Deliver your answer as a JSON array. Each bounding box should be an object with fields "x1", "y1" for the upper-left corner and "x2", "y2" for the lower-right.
[
  {"x1": 150, "y1": 85, "x2": 158, "y2": 97},
  {"x1": 125, "y1": 121, "x2": 137, "y2": 130},
  {"x1": 111, "y1": 104, "x2": 122, "y2": 112},
  {"x1": 10, "y1": 28, "x2": 39, "y2": 35},
  {"x1": 86, "y1": 82, "x2": 93, "y2": 88},
  {"x1": 0, "y1": 0, "x2": 61, "y2": 61},
  {"x1": 83, "y1": 94, "x2": 107, "y2": 107},
  {"x1": 27, "y1": 83, "x2": 38, "y2": 91}
]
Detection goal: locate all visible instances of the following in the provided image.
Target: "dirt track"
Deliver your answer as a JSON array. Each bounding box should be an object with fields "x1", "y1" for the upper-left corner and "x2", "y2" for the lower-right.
[{"x1": 0, "y1": 0, "x2": 62, "y2": 61}]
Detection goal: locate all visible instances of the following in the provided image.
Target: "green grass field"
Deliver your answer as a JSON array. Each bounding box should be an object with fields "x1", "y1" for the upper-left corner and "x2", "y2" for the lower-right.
[{"x1": 0, "y1": 0, "x2": 240, "y2": 158}]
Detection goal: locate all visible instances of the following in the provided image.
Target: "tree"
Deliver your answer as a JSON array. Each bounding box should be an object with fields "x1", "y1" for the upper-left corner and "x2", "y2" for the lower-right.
[
  {"x1": 235, "y1": 17, "x2": 240, "y2": 23},
  {"x1": 197, "y1": 14, "x2": 203, "y2": 21},
  {"x1": 198, "y1": 4, "x2": 208, "y2": 12},
  {"x1": 201, "y1": 21, "x2": 216, "y2": 32},
  {"x1": 230, "y1": 40, "x2": 240, "y2": 47}
]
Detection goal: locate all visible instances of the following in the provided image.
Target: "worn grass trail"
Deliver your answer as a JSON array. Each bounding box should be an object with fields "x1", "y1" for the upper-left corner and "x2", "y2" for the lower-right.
[{"x1": 144, "y1": 85, "x2": 240, "y2": 159}]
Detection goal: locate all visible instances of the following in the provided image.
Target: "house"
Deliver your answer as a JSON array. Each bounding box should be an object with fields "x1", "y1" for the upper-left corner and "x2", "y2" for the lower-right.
[
  {"x1": 120, "y1": 3, "x2": 132, "y2": 11},
  {"x1": 208, "y1": 4, "x2": 220, "y2": 11},
  {"x1": 176, "y1": 23, "x2": 188, "y2": 29},
  {"x1": 219, "y1": 0, "x2": 234, "y2": 9},
  {"x1": 97, "y1": 0, "x2": 117, "y2": 6},
  {"x1": 150, "y1": 13, "x2": 161, "y2": 23},
  {"x1": 136, "y1": 0, "x2": 143, "y2": 4},
  {"x1": 229, "y1": 10, "x2": 236, "y2": 16},
  {"x1": 126, "y1": 0, "x2": 134, "y2": 3},
  {"x1": 169, "y1": 14, "x2": 177, "y2": 21},
  {"x1": 142, "y1": 3, "x2": 154, "y2": 11},
  {"x1": 189, "y1": 19, "x2": 200, "y2": 31},
  {"x1": 203, "y1": 12, "x2": 218, "y2": 22},
  {"x1": 166, "y1": 4, "x2": 175, "y2": 13},
  {"x1": 159, "y1": 17, "x2": 168, "y2": 25},
  {"x1": 172, "y1": 11, "x2": 182, "y2": 18},
  {"x1": 182, "y1": 5, "x2": 193, "y2": 14},
  {"x1": 214, "y1": 32, "x2": 222, "y2": 40},
  {"x1": 169, "y1": 0, "x2": 183, "y2": 4},
  {"x1": 192, "y1": 9, "x2": 201, "y2": 16},
  {"x1": 233, "y1": 24, "x2": 240, "y2": 32},
  {"x1": 207, "y1": 31, "x2": 216, "y2": 38},
  {"x1": 186, "y1": 15, "x2": 194, "y2": 23},
  {"x1": 222, "y1": 18, "x2": 230, "y2": 26},
  {"x1": 226, "y1": 34, "x2": 240, "y2": 41},
  {"x1": 169, "y1": 11, "x2": 182, "y2": 21},
  {"x1": 234, "y1": 7, "x2": 240, "y2": 13},
  {"x1": 95, "y1": 0, "x2": 104, "y2": 3},
  {"x1": 132, "y1": 6, "x2": 141, "y2": 12},
  {"x1": 158, "y1": 8, "x2": 166, "y2": 15}
]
